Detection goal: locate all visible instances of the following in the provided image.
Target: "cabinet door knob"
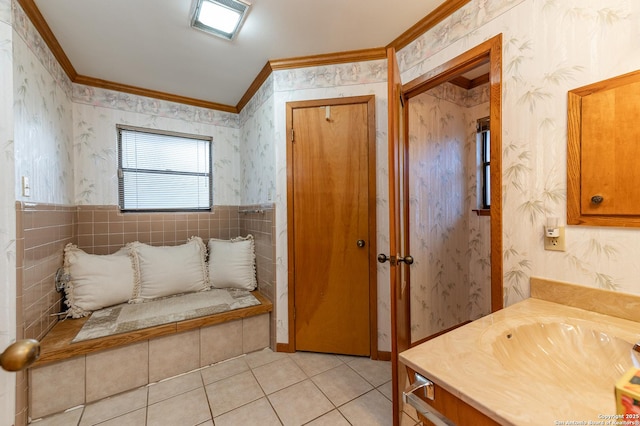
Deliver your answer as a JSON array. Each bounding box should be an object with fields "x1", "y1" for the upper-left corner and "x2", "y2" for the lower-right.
[{"x1": 590, "y1": 195, "x2": 604, "y2": 204}]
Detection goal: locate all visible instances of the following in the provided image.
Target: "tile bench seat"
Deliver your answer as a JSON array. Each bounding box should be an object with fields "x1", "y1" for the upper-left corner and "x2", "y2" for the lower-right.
[{"x1": 29, "y1": 291, "x2": 273, "y2": 419}]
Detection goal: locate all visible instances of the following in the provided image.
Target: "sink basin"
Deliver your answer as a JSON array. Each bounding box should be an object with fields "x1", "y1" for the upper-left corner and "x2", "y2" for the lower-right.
[{"x1": 486, "y1": 321, "x2": 640, "y2": 391}]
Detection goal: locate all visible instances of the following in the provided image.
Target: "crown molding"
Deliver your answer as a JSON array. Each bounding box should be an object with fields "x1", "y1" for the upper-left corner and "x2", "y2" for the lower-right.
[
  {"x1": 269, "y1": 47, "x2": 387, "y2": 70},
  {"x1": 235, "y1": 61, "x2": 273, "y2": 112},
  {"x1": 387, "y1": 0, "x2": 471, "y2": 51},
  {"x1": 18, "y1": 0, "x2": 468, "y2": 114},
  {"x1": 16, "y1": 0, "x2": 77, "y2": 79},
  {"x1": 74, "y1": 75, "x2": 238, "y2": 113}
]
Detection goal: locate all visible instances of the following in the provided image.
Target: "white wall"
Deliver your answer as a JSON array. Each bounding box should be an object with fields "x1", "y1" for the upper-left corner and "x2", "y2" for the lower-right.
[
  {"x1": 0, "y1": 0, "x2": 16, "y2": 422},
  {"x1": 399, "y1": 0, "x2": 640, "y2": 304}
]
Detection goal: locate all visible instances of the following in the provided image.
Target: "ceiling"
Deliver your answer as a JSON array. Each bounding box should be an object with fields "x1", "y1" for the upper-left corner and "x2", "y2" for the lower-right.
[{"x1": 31, "y1": 0, "x2": 450, "y2": 111}]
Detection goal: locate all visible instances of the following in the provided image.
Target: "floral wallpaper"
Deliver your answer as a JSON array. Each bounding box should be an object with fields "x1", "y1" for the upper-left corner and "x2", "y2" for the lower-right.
[
  {"x1": 0, "y1": 2, "x2": 15, "y2": 422},
  {"x1": 239, "y1": 75, "x2": 276, "y2": 205},
  {"x1": 399, "y1": 0, "x2": 640, "y2": 306},
  {"x1": 12, "y1": 3, "x2": 74, "y2": 205},
  {"x1": 408, "y1": 83, "x2": 491, "y2": 342},
  {"x1": 73, "y1": 86, "x2": 241, "y2": 206}
]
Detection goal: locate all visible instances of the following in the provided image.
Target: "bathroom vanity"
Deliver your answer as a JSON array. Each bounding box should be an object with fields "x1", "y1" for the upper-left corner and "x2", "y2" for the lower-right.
[{"x1": 399, "y1": 278, "x2": 640, "y2": 425}]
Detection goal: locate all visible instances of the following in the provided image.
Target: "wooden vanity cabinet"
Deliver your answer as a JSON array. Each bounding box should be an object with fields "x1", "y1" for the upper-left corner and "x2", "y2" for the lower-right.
[
  {"x1": 407, "y1": 368, "x2": 500, "y2": 426},
  {"x1": 567, "y1": 69, "x2": 640, "y2": 227}
]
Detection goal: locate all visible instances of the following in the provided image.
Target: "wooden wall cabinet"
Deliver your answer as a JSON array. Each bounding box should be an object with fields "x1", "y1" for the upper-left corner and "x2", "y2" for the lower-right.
[{"x1": 568, "y1": 69, "x2": 640, "y2": 227}]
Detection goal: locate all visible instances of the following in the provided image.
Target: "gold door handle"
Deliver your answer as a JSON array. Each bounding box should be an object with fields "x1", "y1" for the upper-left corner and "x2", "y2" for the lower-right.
[{"x1": 1, "y1": 339, "x2": 40, "y2": 371}]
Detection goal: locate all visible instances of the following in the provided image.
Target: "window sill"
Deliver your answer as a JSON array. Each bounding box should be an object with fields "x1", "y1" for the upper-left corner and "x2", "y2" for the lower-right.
[{"x1": 472, "y1": 209, "x2": 491, "y2": 216}]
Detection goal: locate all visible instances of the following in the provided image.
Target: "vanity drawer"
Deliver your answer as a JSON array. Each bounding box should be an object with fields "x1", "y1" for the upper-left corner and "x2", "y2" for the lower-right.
[{"x1": 405, "y1": 368, "x2": 500, "y2": 426}]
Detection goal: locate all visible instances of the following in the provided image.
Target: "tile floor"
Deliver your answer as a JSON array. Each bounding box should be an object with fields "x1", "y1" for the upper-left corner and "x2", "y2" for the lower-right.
[{"x1": 30, "y1": 348, "x2": 422, "y2": 426}]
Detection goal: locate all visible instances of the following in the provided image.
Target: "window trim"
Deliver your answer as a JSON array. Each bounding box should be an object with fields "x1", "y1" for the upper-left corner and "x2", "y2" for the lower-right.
[
  {"x1": 477, "y1": 117, "x2": 490, "y2": 210},
  {"x1": 117, "y1": 124, "x2": 213, "y2": 213}
]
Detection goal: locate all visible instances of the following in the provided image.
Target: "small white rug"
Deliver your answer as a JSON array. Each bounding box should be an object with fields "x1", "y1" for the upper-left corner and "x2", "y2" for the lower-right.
[{"x1": 72, "y1": 288, "x2": 260, "y2": 342}]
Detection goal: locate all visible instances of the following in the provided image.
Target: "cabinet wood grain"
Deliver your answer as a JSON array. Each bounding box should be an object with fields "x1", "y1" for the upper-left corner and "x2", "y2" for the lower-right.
[{"x1": 567, "y1": 69, "x2": 640, "y2": 227}]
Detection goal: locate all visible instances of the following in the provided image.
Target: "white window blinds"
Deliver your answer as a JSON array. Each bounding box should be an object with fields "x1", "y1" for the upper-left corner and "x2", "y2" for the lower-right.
[{"x1": 117, "y1": 125, "x2": 212, "y2": 211}]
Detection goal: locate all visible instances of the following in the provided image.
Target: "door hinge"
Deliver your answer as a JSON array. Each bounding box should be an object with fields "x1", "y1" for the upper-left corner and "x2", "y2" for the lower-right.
[{"x1": 290, "y1": 128, "x2": 295, "y2": 142}]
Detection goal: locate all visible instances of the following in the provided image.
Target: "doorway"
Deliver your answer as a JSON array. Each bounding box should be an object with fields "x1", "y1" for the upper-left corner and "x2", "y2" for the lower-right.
[
  {"x1": 406, "y1": 63, "x2": 493, "y2": 344},
  {"x1": 388, "y1": 34, "x2": 503, "y2": 424},
  {"x1": 402, "y1": 35, "x2": 503, "y2": 336},
  {"x1": 286, "y1": 96, "x2": 378, "y2": 357}
]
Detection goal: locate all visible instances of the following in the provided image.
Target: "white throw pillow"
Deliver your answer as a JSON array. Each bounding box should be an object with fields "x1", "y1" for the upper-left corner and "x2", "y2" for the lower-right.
[
  {"x1": 208, "y1": 235, "x2": 257, "y2": 291},
  {"x1": 63, "y1": 244, "x2": 135, "y2": 318},
  {"x1": 129, "y1": 236, "x2": 209, "y2": 303}
]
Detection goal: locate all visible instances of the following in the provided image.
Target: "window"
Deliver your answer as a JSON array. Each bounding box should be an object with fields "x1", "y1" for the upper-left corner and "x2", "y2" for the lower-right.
[
  {"x1": 117, "y1": 125, "x2": 212, "y2": 212},
  {"x1": 477, "y1": 117, "x2": 490, "y2": 209}
]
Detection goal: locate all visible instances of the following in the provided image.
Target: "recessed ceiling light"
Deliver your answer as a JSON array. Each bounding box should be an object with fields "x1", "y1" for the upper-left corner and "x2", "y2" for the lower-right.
[{"x1": 191, "y1": 0, "x2": 250, "y2": 41}]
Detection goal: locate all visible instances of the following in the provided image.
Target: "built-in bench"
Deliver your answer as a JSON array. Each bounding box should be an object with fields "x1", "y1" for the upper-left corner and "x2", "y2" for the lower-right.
[{"x1": 29, "y1": 291, "x2": 273, "y2": 419}]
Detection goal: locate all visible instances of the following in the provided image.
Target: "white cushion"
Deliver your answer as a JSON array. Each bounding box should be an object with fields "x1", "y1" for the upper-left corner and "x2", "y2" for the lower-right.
[
  {"x1": 208, "y1": 235, "x2": 257, "y2": 291},
  {"x1": 129, "y1": 237, "x2": 209, "y2": 303},
  {"x1": 63, "y1": 244, "x2": 135, "y2": 318}
]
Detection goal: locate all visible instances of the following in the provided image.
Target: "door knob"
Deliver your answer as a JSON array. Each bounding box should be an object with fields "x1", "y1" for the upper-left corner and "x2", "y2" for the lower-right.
[
  {"x1": 1, "y1": 339, "x2": 40, "y2": 372},
  {"x1": 590, "y1": 195, "x2": 604, "y2": 204},
  {"x1": 357, "y1": 240, "x2": 365, "y2": 248},
  {"x1": 398, "y1": 255, "x2": 414, "y2": 265},
  {"x1": 378, "y1": 254, "x2": 414, "y2": 265}
]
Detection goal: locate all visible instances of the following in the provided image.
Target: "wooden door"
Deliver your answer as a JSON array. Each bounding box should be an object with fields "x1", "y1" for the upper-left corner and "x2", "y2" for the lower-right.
[
  {"x1": 387, "y1": 47, "x2": 412, "y2": 426},
  {"x1": 288, "y1": 97, "x2": 376, "y2": 356}
]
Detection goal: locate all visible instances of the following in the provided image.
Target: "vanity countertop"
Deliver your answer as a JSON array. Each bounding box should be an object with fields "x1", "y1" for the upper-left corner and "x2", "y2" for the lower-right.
[{"x1": 399, "y1": 278, "x2": 640, "y2": 425}]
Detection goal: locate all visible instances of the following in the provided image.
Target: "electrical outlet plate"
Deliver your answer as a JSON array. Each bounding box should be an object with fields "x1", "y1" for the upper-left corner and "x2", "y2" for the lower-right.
[
  {"x1": 21, "y1": 176, "x2": 31, "y2": 197},
  {"x1": 544, "y1": 226, "x2": 565, "y2": 251}
]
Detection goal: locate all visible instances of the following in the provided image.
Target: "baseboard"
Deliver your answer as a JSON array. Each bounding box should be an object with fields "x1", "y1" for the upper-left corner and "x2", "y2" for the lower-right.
[
  {"x1": 377, "y1": 351, "x2": 391, "y2": 361},
  {"x1": 276, "y1": 342, "x2": 294, "y2": 353}
]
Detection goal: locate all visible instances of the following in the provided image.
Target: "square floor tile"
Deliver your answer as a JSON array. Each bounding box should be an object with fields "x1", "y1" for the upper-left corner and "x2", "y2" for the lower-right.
[
  {"x1": 244, "y1": 348, "x2": 288, "y2": 369},
  {"x1": 347, "y1": 358, "x2": 391, "y2": 387},
  {"x1": 311, "y1": 364, "x2": 372, "y2": 406},
  {"x1": 147, "y1": 387, "x2": 211, "y2": 426},
  {"x1": 30, "y1": 407, "x2": 83, "y2": 426},
  {"x1": 213, "y1": 397, "x2": 281, "y2": 426},
  {"x1": 200, "y1": 356, "x2": 249, "y2": 385},
  {"x1": 204, "y1": 370, "x2": 264, "y2": 417},
  {"x1": 268, "y1": 380, "x2": 334, "y2": 426},
  {"x1": 377, "y1": 380, "x2": 392, "y2": 400},
  {"x1": 252, "y1": 357, "x2": 306, "y2": 395},
  {"x1": 80, "y1": 387, "x2": 147, "y2": 426},
  {"x1": 289, "y1": 351, "x2": 343, "y2": 377},
  {"x1": 401, "y1": 411, "x2": 419, "y2": 426},
  {"x1": 339, "y1": 389, "x2": 393, "y2": 426},
  {"x1": 305, "y1": 409, "x2": 351, "y2": 426},
  {"x1": 94, "y1": 408, "x2": 146, "y2": 426},
  {"x1": 148, "y1": 371, "x2": 203, "y2": 405}
]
